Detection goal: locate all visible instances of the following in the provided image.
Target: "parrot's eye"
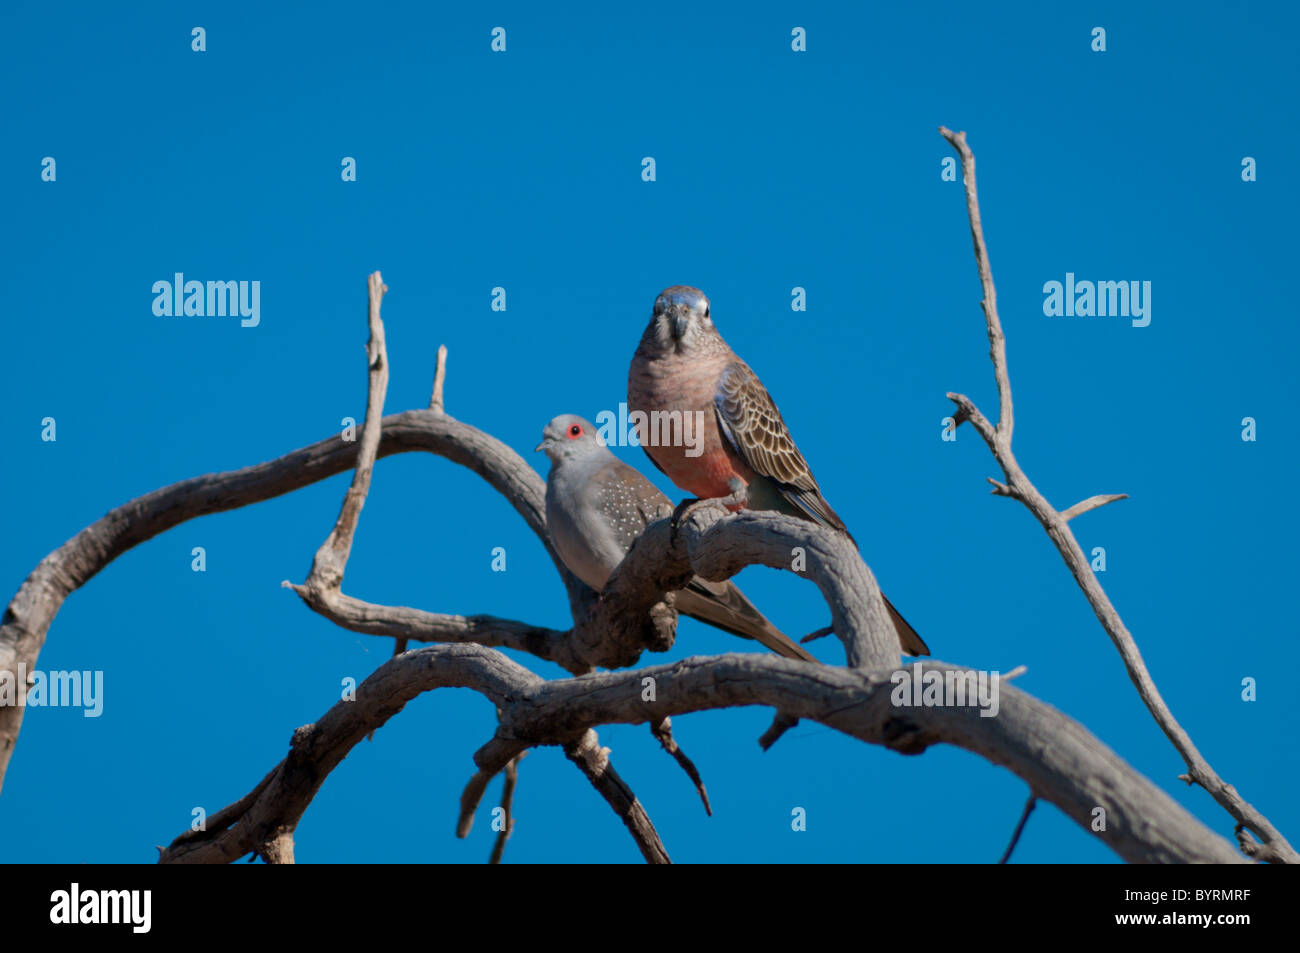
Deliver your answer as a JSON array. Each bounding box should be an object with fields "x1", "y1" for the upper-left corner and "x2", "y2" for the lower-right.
[
  {"x1": 703, "y1": 305, "x2": 710, "y2": 319},
  {"x1": 567, "y1": 424, "x2": 582, "y2": 438}
]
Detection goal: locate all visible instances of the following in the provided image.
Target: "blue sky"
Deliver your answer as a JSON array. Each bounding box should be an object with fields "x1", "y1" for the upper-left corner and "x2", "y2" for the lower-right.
[{"x1": 2, "y1": 1, "x2": 1296, "y2": 863}]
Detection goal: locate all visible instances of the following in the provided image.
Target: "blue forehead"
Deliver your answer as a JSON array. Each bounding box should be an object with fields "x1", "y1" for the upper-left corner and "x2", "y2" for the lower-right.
[{"x1": 657, "y1": 288, "x2": 706, "y2": 311}]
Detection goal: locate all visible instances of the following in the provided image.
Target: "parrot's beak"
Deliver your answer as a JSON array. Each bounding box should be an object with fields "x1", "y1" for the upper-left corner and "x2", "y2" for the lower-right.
[{"x1": 672, "y1": 312, "x2": 690, "y2": 339}]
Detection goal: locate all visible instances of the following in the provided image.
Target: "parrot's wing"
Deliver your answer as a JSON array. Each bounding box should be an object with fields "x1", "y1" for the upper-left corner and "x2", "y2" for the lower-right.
[{"x1": 713, "y1": 360, "x2": 851, "y2": 535}]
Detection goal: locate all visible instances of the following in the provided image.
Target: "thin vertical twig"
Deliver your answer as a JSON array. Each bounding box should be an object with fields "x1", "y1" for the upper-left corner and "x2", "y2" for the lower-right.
[
  {"x1": 999, "y1": 794, "x2": 1037, "y2": 864},
  {"x1": 489, "y1": 752, "x2": 524, "y2": 864},
  {"x1": 939, "y1": 127, "x2": 1294, "y2": 864},
  {"x1": 429, "y1": 344, "x2": 448, "y2": 413}
]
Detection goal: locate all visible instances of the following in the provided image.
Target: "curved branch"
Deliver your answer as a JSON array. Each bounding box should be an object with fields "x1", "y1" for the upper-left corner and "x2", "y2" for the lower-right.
[
  {"x1": 161, "y1": 643, "x2": 1246, "y2": 865},
  {"x1": 0, "y1": 407, "x2": 590, "y2": 791},
  {"x1": 159, "y1": 644, "x2": 673, "y2": 864},
  {"x1": 161, "y1": 645, "x2": 539, "y2": 863},
  {"x1": 675, "y1": 507, "x2": 898, "y2": 670},
  {"x1": 282, "y1": 593, "x2": 589, "y2": 672}
]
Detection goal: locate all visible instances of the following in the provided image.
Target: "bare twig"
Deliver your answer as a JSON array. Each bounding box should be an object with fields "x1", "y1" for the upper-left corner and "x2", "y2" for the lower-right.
[
  {"x1": 1061, "y1": 494, "x2": 1129, "y2": 522},
  {"x1": 166, "y1": 766, "x2": 276, "y2": 851},
  {"x1": 758, "y1": 711, "x2": 800, "y2": 750},
  {"x1": 564, "y1": 729, "x2": 670, "y2": 863},
  {"x1": 940, "y1": 126, "x2": 1295, "y2": 863},
  {"x1": 939, "y1": 126, "x2": 1013, "y2": 443},
  {"x1": 1235, "y1": 824, "x2": 1285, "y2": 865},
  {"x1": 800, "y1": 625, "x2": 834, "y2": 644},
  {"x1": 429, "y1": 344, "x2": 448, "y2": 412},
  {"x1": 319, "y1": 272, "x2": 387, "y2": 584},
  {"x1": 287, "y1": 585, "x2": 590, "y2": 673},
  {"x1": 999, "y1": 794, "x2": 1037, "y2": 864},
  {"x1": 986, "y1": 477, "x2": 1015, "y2": 498},
  {"x1": 488, "y1": 752, "x2": 523, "y2": 864},
  {"x1": 458, "y1": 735, "x2": 530, "y2": 838},
  {"x1": 287, "y1": 271, "x2": 388, "y2": 603},
  {"x1": 651, "y1": 717, "x2": 711, "y2": 815}
]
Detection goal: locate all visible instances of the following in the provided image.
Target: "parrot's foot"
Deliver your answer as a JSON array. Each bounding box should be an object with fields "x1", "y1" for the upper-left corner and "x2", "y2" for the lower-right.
[
  {"x1": 670, "y1": 479, "x2": 750, "y2": 537},
  {"x1": 669, "y1": 497, "x2": 702, "y2": 537},
  {"x1": 718, "y1": 476, "x2": 749, "y2": 510}
]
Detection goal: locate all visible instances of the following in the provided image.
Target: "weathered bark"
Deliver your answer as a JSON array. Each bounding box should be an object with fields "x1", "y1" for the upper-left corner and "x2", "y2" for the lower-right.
[{"x1": 159, "y1": 642, "x2": 1245, "y2": 865}]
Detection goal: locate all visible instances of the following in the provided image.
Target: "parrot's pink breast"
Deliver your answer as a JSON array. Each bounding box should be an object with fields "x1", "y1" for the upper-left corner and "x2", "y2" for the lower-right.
[
  {"x1": 630, "y1": 344, "x2": 751, "y2": 509},
  {"x1": 656, "y1": 445, "x2": 744, "y2": 502}
]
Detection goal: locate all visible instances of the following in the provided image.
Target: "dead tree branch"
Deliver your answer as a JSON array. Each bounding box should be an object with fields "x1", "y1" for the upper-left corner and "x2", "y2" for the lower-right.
[
  {"x1": 429, "y1": 344, "x2": 448, "y2": 413},
  {"x1": 1060, "y1": 493, "x2": 1130, "y2": 522},
  {"x1": 999, "y1": 794, "x2": 1037, "y2": 864},
  {"x1": 939, "y1": 125, "x2": 1295, "y2": 864},
  {"x1": 488, "y1": 752, "x2": 523, "y2": 864},
  {"x1": 563, "y1": 729, "x2": 670, "y2": 864},
  {"x1": 0, "y1": 405, "x2": 598, "y2": 788},
  {"x1": 651, "y1": 717, "x2": 711, "y2": 816},
  {"x1": 160, "y1": 642, "x2": 1247, "y2": 864}
]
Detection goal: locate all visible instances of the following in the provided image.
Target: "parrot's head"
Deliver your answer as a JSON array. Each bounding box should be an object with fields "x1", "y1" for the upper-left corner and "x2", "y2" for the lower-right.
[
  {"x1": 536, "y1": 414, "x2": 604, "y2": 464},
  {"x1": 646, "y1": 285, "x2": 715, "y2": 353}
]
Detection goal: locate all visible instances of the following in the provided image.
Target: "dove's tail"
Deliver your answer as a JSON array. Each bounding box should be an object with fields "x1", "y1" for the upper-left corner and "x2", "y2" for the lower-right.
[{"x1": 674, "y1": 580, "x2": 818, "y2": 663}]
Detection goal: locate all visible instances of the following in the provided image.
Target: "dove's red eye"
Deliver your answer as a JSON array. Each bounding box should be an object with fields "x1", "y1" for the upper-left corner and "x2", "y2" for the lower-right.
[{"x1": 567, "y1": 424, "x2": 583, "y2": 439}]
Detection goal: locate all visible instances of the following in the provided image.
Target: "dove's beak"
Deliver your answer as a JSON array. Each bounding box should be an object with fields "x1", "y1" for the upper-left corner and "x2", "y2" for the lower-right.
[{"x1": 534, "y1": 440, "x2": 547, "y2": 453}]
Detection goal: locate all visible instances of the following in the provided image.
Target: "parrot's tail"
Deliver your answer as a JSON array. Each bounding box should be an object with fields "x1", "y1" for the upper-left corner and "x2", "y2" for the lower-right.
[
  {"x1": 675, "y1": 580, "x2": 818, "y2": 663},
  {"x1": 885, "y1": 595, "x2": 930, "y2": 656}
]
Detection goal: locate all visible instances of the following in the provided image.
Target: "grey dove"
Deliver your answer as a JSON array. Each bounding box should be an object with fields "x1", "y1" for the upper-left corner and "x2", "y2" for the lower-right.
[
  {"x1": 536, "y1": 414, "x2": 817, "y2": 662},
  {"x1": 626, "y1": 285, "x2": 929, "y2": 657}
]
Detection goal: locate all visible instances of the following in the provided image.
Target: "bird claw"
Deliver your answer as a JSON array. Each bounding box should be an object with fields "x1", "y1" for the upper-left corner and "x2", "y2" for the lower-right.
[
  {"x1": 719, "y1": 477, "x2": 749, "y2": 510},
  {"x1": 670, "y1": 480, "x2": 750, "y2": 541},
  {"x1": 669, "y1": 498, "x2": 702, "y2": 539}
]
